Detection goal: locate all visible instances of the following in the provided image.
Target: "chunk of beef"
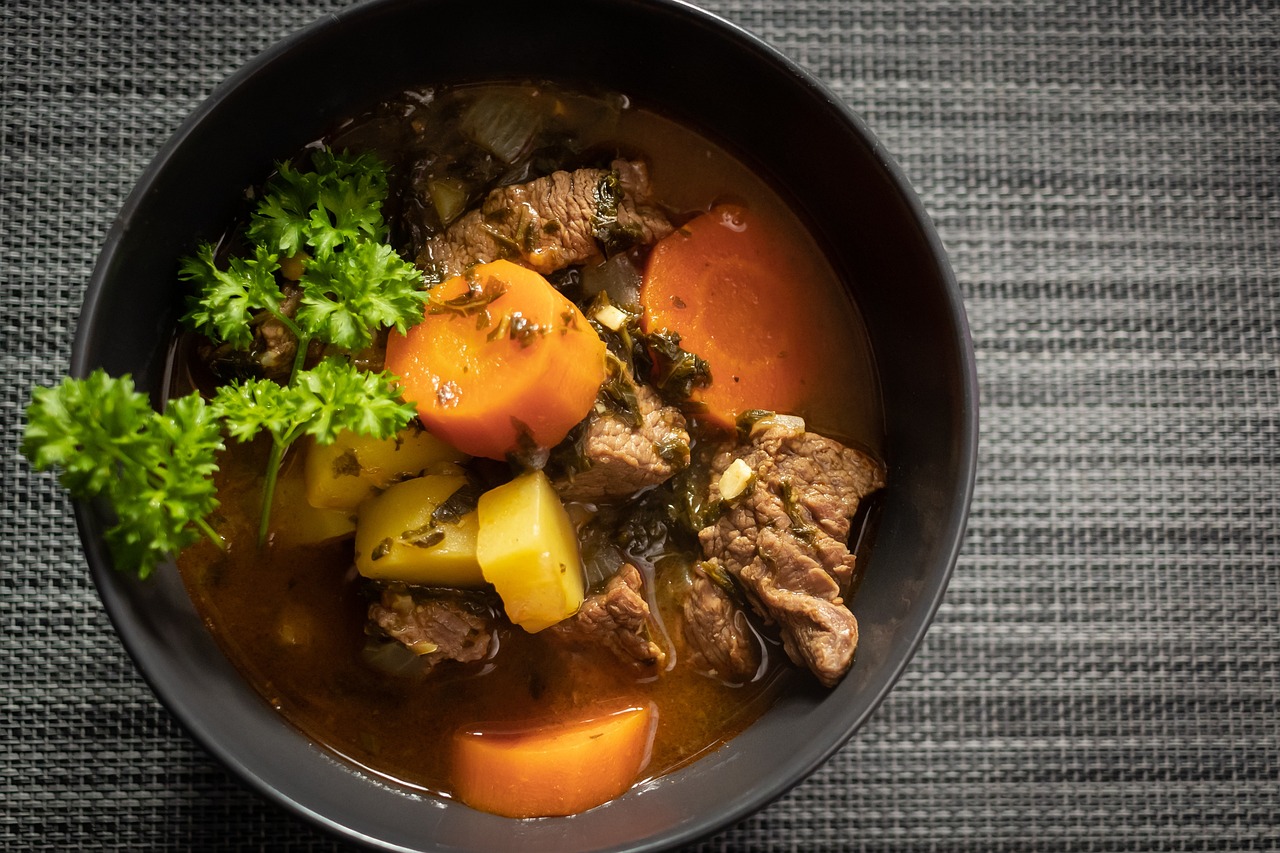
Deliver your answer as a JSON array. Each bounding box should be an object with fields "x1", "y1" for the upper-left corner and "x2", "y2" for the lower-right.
[
  {"x1": 250, "y1": 284, "x2": 303, "y2": 382},
  {"x1": 368, "y1": 585, "x2": 495, "y2": 670},
  {"x1": 416, "y1": 160, "x2": 672, "y2": 278},
  {"x1": 681, "y1": 562, "x2": 761, "y2": 683},
  {"x1": 555, "y1": 383, "x2": 689, "y2": 502},
  {"x1": 550, "y1": 564, "x2": 666, "y2": 668},
  {"x1": 697, "y1": 423, "x2": 886, "y2": 687}
]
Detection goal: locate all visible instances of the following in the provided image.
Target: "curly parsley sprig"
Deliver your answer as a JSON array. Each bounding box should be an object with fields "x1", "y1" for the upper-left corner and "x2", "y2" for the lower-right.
[
  {"x1": 22, "y1": 371, "x2": 225, "y2": 578},
  {"x1": 212, "y1": 358, "x2": 418, "y2": 544},
  {"x1": 181, "y1": 149, "x2": 429, "y2": 373},
  {"x1": 247, "y1": 148, "x2": 390, "y2": 259},
  {"x1": 180, "y1": 243, "x2": 288, "y2": 351},
  {"x1": 24, "y1": 148, "x2": 434, "y2": 573},
  {"x1": 180, "y1": 147, "x2": 431, "y2": 544}
]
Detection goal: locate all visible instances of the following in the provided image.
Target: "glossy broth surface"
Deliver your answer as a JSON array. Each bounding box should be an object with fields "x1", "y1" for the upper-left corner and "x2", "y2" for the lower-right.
[{"x1": 178, "y1": 82, "x2": 882, "y2": 799}]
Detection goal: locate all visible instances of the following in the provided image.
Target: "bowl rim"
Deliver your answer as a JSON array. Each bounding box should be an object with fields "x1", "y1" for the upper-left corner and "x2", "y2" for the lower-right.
[{"x1": 71, "y1": 0, "x2": 978, "y2": 849}]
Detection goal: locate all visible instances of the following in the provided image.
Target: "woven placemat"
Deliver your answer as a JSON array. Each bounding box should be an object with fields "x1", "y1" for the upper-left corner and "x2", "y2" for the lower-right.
[{"x1": 3, "y1": 0, "x2": 1278, "y2": 850}]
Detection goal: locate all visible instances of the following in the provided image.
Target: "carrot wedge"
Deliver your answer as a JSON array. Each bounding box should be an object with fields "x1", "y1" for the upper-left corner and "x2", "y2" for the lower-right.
[{"x1": 452, "y1": 704, "x2": 657, "y2": 818}]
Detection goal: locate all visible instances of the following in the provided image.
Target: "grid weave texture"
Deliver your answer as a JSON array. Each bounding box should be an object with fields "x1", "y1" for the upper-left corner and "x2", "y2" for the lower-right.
[{"x1": 2, "y1": 0, "x2": 1278, "y2": 850}]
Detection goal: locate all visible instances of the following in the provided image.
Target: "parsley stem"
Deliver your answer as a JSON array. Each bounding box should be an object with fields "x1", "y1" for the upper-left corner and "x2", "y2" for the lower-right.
[
  {"x1": 257, "y1": 438, "x2": 287, "y2": 546},
  {"x1": 288, "y1": 332, "x2": 312, "y2": 386},
  {"x1": 196, "y1": 516, "x2": 228, "y2": 552},
  {"x1": 258, "y1": 328, "x2": 310, "y2": 547}
]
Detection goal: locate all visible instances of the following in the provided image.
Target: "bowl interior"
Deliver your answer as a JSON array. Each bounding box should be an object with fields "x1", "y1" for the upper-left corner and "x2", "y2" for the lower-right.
[{"x1": 74, "y1": 0, "x2": 977, "y2": 850}]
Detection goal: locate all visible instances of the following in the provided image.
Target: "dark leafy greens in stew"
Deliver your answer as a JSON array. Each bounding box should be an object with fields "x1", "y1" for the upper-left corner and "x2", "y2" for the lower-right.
[{"x1": 24, "y1": 83, "x2": 886, "y2": 818}]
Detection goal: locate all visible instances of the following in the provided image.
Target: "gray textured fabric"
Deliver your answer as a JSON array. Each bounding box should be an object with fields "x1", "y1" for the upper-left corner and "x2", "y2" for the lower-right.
[{"x1": 3, "y1": 0, "x2": 1278, "y2": 850}]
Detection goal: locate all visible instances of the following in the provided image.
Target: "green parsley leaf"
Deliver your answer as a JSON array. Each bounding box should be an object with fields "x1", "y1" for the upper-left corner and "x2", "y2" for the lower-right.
[
  {"x1": 294, "y1": 358, "x2": 418, "y2": 443},
  {"x1": 248, "y1": 149, "x2": 389, "y2": 259},
  {"x1": 246, "y1": 158, "x2": 320, "y2": 258},
  {"x1": 208, "y1": 375, "x2": 296, "y2": 444},
  {"x1": 212, "y1": 357, "x2": 416, "y2": 449},
  {"x1": 22, "y1": 370, "x2": 225, "y2": 578},
  {"x1": 179, "y1": 243, "x2": 286, "y2": 350},
  {"x1": 297, "y1": 241, "x2": 429, "y2": 351}
]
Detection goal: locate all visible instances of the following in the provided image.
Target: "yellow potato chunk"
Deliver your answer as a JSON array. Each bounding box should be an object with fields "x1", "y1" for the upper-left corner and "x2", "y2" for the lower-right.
[
  {"x1": 305, "y1": 425, "x2": 468, "y2": 512},
  {"x1": 475, "y1": 470, "x2": 585, "y2": 633},
  {"x1": 354, "y1": 474, "x2": 485, "y2": 587},
  {"x1": 270, "y1": 458, "x2": 356, "y2": 548}
]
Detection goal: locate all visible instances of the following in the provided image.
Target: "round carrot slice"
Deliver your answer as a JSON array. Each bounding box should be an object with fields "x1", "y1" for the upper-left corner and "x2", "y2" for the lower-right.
[
  {"x1": 386, "y1": 260, "x2": 607, "y2": 460},
  {"x1": 641, "y1": 204, "x2": 833, "y2": 428}
]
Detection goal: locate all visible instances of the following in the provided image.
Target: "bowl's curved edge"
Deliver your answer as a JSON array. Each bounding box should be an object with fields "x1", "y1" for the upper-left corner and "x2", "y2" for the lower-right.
[
  {"x1": 68, "y1": 0, "x2": 980, "y2": 850},
  {"x1": 66, "y1": 3, "x2": 430, "y2": 847},
  {"x1": 609, "y1": 5, "x2": 982, "y2": 849}
]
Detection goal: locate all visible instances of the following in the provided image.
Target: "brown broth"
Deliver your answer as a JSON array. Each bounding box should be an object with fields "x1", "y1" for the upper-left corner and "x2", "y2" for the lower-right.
[
  {"x1": 177, "y1": 82, "x2": 882, "y2": 802},
  {"x1": 180, "y1": 446, "x2": 792, "y2": 794}
]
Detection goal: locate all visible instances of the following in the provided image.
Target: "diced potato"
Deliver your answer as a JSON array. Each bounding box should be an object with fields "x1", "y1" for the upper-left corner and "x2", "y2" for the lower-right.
[
  {"x1": 305, "y1": 425, "x2": 468, "y2": 512},
  {"x1": 475, "y1": 470, "x2": 585, "y2": 633},
  {"x1": 270, "y1": 458, "x2": 356, "y2": 548},
  {"x1": 354, "y1": 474, "x2": 485, "y2": 587}
]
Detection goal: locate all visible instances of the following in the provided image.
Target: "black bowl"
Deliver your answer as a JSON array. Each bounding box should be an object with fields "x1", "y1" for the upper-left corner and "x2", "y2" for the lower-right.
[{"x1": 73, "y1": 0, "x2": 977, "y2": 849}]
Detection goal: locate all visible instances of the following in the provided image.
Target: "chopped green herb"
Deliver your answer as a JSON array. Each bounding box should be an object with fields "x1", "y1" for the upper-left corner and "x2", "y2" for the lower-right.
[
  {"x1": 432, "y1": 480, "x2": 484, "y2": 525},
  {"x1": 735, "y1": 409, "x2": 776, "y2": 442},
  {"x1": 400, "y1": 524, "x2": 446, "y2": 549},
  {"x1": 642, "y1": 328, "x2": 712, "y2": 404},
  {"x1": 778, "y1": 478, "x2": 818, "y2": 544},
  {"x1": 371, "y1": 537, "x2": 393, "y2": 561},
  {"x1": 596, "y1": 353, "x2": 642, "y2": 428},
  {"x1": 331, "y1": 448, "x2": 362, "y2": 478},
  {"x1": 591, "y1": 171, "x2": 643, "y2": 255},
  {"x1": 486, "y1": 311, "x2": 549, "y2": 347},
  {"x1": 427, "y1": 278, "x2": 507, "y2": 318}
]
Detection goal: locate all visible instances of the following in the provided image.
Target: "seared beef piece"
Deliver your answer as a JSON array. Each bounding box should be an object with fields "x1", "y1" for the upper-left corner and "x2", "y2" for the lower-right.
[
  {"x1": 681, "y1": 562, "x2": 761, "y2": 683},
  {"x1": 368, "y1": 585, "x2": 495, "y2": 670},
  {"x1": 555, "y1": 383, "x2": 690, "y2": 502},
  {"x1": 698, "y1": 423, "x2": 886, "y2": 687},
  {"x1": 253, "y1": 285, "x2": 303, "y2": 382},
  {"x1": 416, "y1": 160, "x2": 672, "y2": 278},
  {"x1": 550, "y1": 564, "x2": 666, "y2": 668}
]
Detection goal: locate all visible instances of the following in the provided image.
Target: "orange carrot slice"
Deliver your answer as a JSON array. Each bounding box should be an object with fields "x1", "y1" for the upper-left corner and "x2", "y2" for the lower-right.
[
  {"x1": 451, "y1": 704, "x2": 657, "y2": 818},
  {"x1": 641, "y1": 204, "x2": 833, "y2": 428},
  {"x1": 386, "y1": 260, "x2": 607, "y2": 460}
]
